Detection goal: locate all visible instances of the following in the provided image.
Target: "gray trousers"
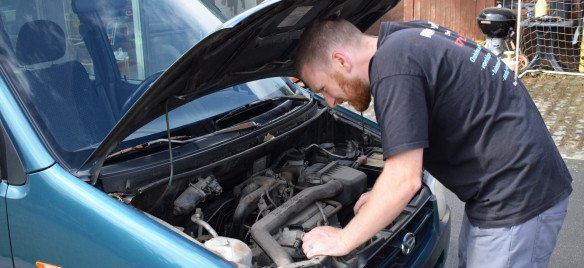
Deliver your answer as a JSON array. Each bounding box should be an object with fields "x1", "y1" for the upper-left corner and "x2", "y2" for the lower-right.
[{"x1": 458, "y1": 197, "x2": 569, "y2": 268}]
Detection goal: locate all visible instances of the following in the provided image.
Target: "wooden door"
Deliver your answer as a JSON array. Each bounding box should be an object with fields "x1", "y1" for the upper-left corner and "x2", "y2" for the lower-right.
[{"x1": 368, "y1": 0, "x2": 496, "y2": 40}]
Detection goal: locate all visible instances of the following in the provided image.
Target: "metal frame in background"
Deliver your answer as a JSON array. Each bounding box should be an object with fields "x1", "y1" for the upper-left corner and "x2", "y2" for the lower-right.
[{"x1": 512, "y1": 0, "x2": 584, "y2": 77}]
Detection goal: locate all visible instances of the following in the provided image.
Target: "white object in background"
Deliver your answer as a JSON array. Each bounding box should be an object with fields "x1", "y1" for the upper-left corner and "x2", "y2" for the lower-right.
[
  {"x1": 534, "y1": 0, "x2": 548, "y2": 18},
  {"x1": 114, "y1": 48, "x2": 129, "y2": 61},
  {"x1": 204, "y1": 237, "x2": 252, "y2": 267},
  {"x1": 502, "y1": 51, "x2": 517, "y2": 70},
  {"x1": 573, "y1": 25, "x2": 581, "y2": 45}
]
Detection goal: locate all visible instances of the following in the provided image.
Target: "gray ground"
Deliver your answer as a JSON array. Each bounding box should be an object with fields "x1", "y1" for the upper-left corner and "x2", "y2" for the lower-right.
[{"x1": 522, "y1": 74, "x2": 584, "y2": 160}]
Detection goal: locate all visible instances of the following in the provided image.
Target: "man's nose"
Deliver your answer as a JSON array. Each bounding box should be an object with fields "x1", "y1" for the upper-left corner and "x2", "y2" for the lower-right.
[{"x1": 324, "y1": 94, "x2": 336, "y2": 108}]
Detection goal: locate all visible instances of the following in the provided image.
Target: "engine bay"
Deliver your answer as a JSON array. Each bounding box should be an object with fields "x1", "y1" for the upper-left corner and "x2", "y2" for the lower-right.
[
  {"x1": 103, "y1": 104, "x2": 433, "y2": 267},
  {"x1": 123, "y1": 140, "x2": 392, "y2": 267}
]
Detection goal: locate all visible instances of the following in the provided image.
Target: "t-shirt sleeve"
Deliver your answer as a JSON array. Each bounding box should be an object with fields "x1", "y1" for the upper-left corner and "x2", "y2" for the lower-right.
[{"x1": 372, "y1": 74, "x2": 429, "y2": 160}]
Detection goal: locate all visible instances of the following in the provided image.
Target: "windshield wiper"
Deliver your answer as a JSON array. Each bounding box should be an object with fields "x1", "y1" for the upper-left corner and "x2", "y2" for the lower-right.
[
  {"x1": 107, "y1": 135, "x2": 192, "y2": 160},
  {"x1": 214, "y1": 120, "x2": 260, "y2": 134},
  {"x1": 107, "y1": 121, "x2": 261, "y2": 160},
  {"x1": 215, "y1": 95, "x2": 308, "y2": 126}
]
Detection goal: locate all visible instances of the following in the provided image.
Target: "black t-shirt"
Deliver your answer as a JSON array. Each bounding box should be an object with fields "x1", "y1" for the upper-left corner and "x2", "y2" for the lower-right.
[{"x1": 371, "y1": 21, "x2": 572, "y2": 227}]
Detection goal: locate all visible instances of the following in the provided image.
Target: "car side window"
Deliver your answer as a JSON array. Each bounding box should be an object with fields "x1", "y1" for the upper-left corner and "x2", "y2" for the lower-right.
[
  {"x1": 100, "y1": 0, "x2": 217, "y2": 81},
  {"x1": 0, "y1": 0, "x2": 95, "y2": 76}
]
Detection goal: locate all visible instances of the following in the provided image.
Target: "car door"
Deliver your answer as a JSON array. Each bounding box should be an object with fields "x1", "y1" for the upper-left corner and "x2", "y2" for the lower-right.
[
  {"x1": 0, "y1": 121, "x2": 26, "y2": 268},
  {"x1": 0, "y1": 183, "x2": 13, "y2": 267}
]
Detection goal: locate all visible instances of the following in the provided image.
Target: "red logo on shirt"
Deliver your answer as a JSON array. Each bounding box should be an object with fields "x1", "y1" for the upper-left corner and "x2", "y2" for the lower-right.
[{"x1": 455, "y1": 36, "x2": 467, "y2": 48}]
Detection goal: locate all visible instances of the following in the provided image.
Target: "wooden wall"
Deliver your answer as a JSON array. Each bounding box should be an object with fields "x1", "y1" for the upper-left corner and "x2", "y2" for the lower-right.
[{"x1": 368, "y1": 0, "x2": 496, "y2": 40}]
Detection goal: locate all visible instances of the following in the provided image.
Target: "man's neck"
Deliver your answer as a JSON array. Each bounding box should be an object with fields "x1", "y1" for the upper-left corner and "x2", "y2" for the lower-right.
[{"x1": 357, "y1": 35, "x2": 378, "y2": 85}]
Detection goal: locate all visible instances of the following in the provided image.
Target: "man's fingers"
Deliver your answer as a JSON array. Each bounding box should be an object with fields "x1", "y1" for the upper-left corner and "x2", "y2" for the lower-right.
[
  {"x1": 304, "y1": 242, "x2": 325, "y2": 259},
  {"x1": 301, "y1": 226, "x2": 349, "y2": 258},
  {"x1": 304, "y1": 244, "x2": 317, "y2": 258},
  {"x1": 302, "y1": 228, "x2": 327, "y2": 258},
  {"x1": 301, "y1": 230, "x2": 315, "y2": 256}
]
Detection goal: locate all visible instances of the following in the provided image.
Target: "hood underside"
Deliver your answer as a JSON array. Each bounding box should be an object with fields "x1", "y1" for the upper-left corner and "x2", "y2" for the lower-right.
[{"x1": 81, "y1": 0, "x2": 399, "y2": 180}]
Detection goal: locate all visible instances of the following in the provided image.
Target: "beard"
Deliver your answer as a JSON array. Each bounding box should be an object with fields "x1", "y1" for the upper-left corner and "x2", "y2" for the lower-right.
[{"x1": 331, "y1": 71, "x2": 371, "y2": 112}]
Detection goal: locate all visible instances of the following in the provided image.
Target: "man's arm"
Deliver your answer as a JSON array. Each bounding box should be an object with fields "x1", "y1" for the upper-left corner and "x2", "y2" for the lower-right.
[{"x1": 302, "y1": 148, "x2": 423, "y2": 258}]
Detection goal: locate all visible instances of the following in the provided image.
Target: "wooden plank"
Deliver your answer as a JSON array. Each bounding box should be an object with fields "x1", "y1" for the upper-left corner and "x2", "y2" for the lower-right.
[
  {"x1": 455, "y1": 0, "x2": 461, "y2": 33},
  {"x1": 435, "y1": 0, "x2": 440, "y2": 25},
  {"x1": 420, "y1": 0, "x2": 425, "y2": 20},
  {"x1": 403, "y1": 0, "x2": 414, "y2": 21},
  {"x1": 439, "y1": 0, "x2": 444, "y2": 27},
  {"x1": 450, "y1": 0, "x2": 460, "y2": 31},
  {"x1": 367, "y1": 1, "x2": 406, "y2": 34},
  {"x1": 476, "y1": 0, "x2": 486, "y2": 18},
  {"x1": 432, "y1": 0, "x2": 445, "y2": 25},
  {"x1": 441, "y1": 0, "x2": 448, "y2": 28},
  {"x1": 436, "y1": 0, "x2": 442, "y2": 25},
  {"x1": 442, "y1": 0, "x2": 449, "y2": 27},
  {"x1": 426, "y1": 0, "x2": 432, "y2": 21},
  {"x1": 397, "y1": 0, "x2": 503, "y2": 40},
  {"x1": 445, "y1": 0, "x2": 452, "y2": 28},
  {"x1": 417, "y1": 0, "x2": 423, "y2": 20},
  {"x1": 467, "y1": 0, "x2": 475, "y2": 39},
  {"x1": 428, "y1": 0, "x2": 437, "y2": 21},
  {"x1": 466, "y1": 0, "x2": 474, "y2": 38},
  {"x1": 414, "y1": 0, "x2": 421, "y2": 20},
  {"x1": 462, "y1": 0, "x2": 468, "y2": 36},
  {"x1": 460, "y1": 0, "x2": 466, "y2": 36},
  {"x1": 456, "y1": 0, "x2": 465, "y2": 35},
  {"x1": 428, "y1": 0, "x2": 433, "y2": 21}
]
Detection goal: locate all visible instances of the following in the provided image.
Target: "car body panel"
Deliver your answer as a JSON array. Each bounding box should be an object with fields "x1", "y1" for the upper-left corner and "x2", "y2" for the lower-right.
[
  {"x1": 0, "y1": 182, "x2": 13, "y2": 268},
  {"x1": 5, "y1": 164, "x2": 232, "y2": 267},
  {"x1": 415, "y1": 200, "x2": 451, "y2": 268},
  {"x1": 0, "y1": 77, "x2": 53, "y2": 173},
  {"x1": 0, "y1": 75, "x2": 231, "y2": 267}
]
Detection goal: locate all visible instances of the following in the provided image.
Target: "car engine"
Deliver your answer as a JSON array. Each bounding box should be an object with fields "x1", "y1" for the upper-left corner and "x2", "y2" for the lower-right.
[
  {"x1": 127, "y1": 140, "x2": 405, "y2": 267},
  {"x1": 180, "y1": 142, "x2": 371, "y2": 266},
  {"x1": 111, "y1": 105, "x2": 436, "y2": 267}
]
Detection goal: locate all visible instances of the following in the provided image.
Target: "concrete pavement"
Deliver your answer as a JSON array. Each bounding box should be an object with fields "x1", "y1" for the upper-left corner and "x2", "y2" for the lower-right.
[{"x1": 522, "y1": 74, "x2": 584, "y2": 160}]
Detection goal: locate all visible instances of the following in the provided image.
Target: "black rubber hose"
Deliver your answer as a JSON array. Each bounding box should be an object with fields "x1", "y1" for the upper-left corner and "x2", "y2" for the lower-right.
[
  {"x1": 250, "y1": 180, "x2": 343, "y2": 266},
  {"x1": 232, "y1": 177, "x2": 278, "y2": 238}
]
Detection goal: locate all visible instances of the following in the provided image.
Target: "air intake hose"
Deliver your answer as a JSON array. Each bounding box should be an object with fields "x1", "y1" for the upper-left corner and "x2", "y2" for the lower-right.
[
  {"x1": 250, "y1": 180, "x2": 343, "y2": 266},
  {"x1": 232, "y1": 176, "x2": 278, "y2": 239}
]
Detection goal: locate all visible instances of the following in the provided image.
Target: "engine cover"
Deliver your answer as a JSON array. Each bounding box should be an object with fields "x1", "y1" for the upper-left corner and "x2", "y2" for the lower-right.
[{"x1": 304, "y1": 161, "x2": 367, "y2": 206}]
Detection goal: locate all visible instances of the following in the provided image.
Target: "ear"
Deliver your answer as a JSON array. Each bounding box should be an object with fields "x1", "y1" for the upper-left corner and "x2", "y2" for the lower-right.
[{"x1": 331, "y1": 50, "x2": 352, "y2": 73}]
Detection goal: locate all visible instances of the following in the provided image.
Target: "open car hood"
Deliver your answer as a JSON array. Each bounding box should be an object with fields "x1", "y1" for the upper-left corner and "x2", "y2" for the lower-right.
[{"x1": 80, "y1": 0, "x2": 399, "y2": 182}]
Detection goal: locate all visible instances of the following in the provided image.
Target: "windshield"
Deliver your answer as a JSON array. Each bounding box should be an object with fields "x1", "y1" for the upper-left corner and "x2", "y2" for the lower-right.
[
  {"x1": 126, "y1": 78, "x2": 293, "y2": 141},
  {"x1": 0, "y1": 0, "x2": 294, "y2": 169}
]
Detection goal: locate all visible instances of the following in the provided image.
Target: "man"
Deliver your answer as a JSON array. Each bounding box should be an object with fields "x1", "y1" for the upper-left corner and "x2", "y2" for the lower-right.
[{"x1": 295, "y1": 19, "x2": 572, "y2": 267}]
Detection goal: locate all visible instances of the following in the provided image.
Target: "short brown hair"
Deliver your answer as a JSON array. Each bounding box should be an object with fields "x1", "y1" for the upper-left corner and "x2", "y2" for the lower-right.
[{"x1": 294, "y1": 19, "x2": 362, "y2": 74}]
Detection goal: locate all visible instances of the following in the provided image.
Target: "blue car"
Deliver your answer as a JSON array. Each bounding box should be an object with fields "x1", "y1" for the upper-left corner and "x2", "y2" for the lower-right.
[{"x1": 0, "y1": 0, "x2": 450, "y2": 267}]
